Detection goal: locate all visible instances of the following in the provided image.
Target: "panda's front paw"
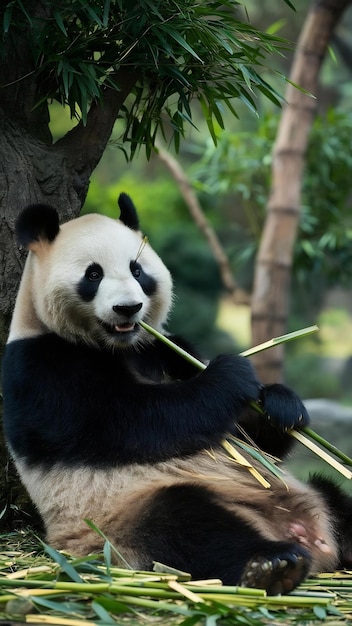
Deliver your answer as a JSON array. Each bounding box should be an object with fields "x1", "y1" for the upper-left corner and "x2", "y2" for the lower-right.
[
  {"x1": 259, "y1": 384, "x2": 310, "y2": 432},
  {"x1": 206, "y1": 354, "x2": 261, "y2": 403}
]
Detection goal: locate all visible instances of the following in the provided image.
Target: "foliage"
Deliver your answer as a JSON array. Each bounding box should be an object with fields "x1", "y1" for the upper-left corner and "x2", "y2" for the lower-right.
[
  {"x1": 297, "y1": 110, "x2": 352, "y2": 284},
  {"x1": 1, "y1": 0, "x2": 292, "y2": 158},
  {"x1": 191, "y1": 110, "x2": 352, "y2": 291},
  {"x1": 1, "y1": 530, "x2": 351, "y2": 626},
  {"x1": 84, "y1": 173, "x2": 187, "y2": 234}
]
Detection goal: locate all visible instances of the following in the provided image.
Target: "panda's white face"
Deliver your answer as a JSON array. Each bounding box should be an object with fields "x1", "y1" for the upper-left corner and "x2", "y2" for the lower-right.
[{"x1": 12, "y1": 213, "x2": 173, "y2": 349}]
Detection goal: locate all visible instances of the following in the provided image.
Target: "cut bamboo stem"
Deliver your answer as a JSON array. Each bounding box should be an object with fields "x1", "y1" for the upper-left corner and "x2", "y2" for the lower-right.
[{"x1": 140, "y1": 321, "x2": 352, "y2": 480}]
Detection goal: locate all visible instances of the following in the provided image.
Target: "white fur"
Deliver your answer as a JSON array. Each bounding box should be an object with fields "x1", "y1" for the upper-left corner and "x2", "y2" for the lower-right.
[{"x1": 9, "y1": 213, "x2": 172, "y2": 348}]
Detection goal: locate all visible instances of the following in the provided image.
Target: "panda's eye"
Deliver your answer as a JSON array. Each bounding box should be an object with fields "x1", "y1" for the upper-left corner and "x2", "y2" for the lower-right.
[
  {"x1": 129, "y1": 260, "x2": 157, "y2": 296},
  {"x1": 130, "y1": 261, "x2": 141, "y2": 278},
  {"x1": 89, "y1": 271, "x2": 101, "y2": 281},
  {"x1": 86, "y1": 264, "x2": 104, "y2": 282}
]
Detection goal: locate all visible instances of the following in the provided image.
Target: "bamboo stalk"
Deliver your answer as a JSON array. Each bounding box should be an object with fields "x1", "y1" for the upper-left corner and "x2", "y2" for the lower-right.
[
  {"x1": 303, "y1": 426, "x2": 352, "y2": 466},
  {"x1": 291, "y1": 430, "x2": 352, "y2": 479},
  {"x1": 140, "y1": 321, "x2": 352, "y2": 479},
  {"x1": 240, "y1": 325, "x2": 319, "y2": 357}
]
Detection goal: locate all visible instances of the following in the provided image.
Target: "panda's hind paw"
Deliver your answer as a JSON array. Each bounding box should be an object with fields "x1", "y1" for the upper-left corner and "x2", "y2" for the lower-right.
[{"x1": 239, "y1": 545, "x2": 311, "y2": 595}]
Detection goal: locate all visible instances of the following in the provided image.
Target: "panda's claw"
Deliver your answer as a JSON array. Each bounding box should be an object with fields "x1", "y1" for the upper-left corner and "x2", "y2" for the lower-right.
[{"x1": 239, "y1": 548, "x2": 310, "y2": 595}]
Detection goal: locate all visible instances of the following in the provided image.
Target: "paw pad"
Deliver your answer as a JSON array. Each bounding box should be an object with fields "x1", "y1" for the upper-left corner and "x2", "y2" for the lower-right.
[{"x1": 239, "y1": 552, "x2": 309, "y2": 595}]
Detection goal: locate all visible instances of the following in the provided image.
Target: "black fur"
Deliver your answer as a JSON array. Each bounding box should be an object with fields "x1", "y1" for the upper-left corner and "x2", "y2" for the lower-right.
[
  {"x1": 16, "y1": 204, "x2": 60, "y2": 246},
  {"x1": 132, "y1": 483, "x2": 311, "y2": 593},
  {"x1": 118, "y1": 193, "x2": 139, "y2": 230},
  {"x1": 237, "y1": 384, "x2": 310, "y2": 457},
  {"x1": 309, "y1": 474, "x2": 352, "y2": 567},
  {"x1": 77, "y1": 263, "x2": 104, "y2": 302},
  {"x1": 3, "y1": 332, "x2": 310, "y2": 468},
  {"x1": 3, "y1": 333, "x2": 261, "y2": 467},
  {"x1": 130, "y1": 260, "x2": 157, "y2": 296}
]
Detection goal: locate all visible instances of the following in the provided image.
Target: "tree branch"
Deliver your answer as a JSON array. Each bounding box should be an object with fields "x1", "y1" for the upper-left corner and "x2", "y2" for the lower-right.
[
  {"x1": 55, "y1": 70, "x2": 138, "y2": 201},
  {"x1": 156, "y1": 144, "x2": 246, "y2": 300}
]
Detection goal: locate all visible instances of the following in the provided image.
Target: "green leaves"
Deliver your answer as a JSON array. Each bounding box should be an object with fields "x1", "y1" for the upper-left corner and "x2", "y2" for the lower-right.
[
  {"x1": 191, "y1": 109, "x2": 352, "y2": 290},
  {"x1": 1, "y1": 0, "x2": 290, "y2": 157}
]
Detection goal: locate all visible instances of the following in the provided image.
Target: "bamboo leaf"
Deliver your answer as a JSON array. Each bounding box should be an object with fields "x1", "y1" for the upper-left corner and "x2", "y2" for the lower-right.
[
  {"x1": 161, "y1": 28, "x2": 204, "y2": 63},
  {"x1": 281, "y1": 0, "x2": 296, "y2": 10},
  {"x1": 313, "y1": 605, "x2": 327, "y2": 619},
  {"x1": 54, "y1": 10, "x2": 67, "y2": 37},
  {"x1": 221, "y1": 439, "x2": 271, "y2": 488},
  {"x1": 3, "y1": 5, "x2": 14, "y2": 34},
  {"x1": 91, "y1": 600, "x2": 116, "y2": 623},
  {"x1": 84, "y1": 519, "x2": 132, "y2": 569},
  {"x1": 103, "y1": 0, "x2": 111, "y2": 27},
  {"x1": 32, "y1": 596, "x2": 86, "y2": 615},
  {"x1": 43, "y1": 544, "x2": 84, "y2": 584},
  {"x1": 230, "y1": 437, "x2": 287, "y2": 483}
]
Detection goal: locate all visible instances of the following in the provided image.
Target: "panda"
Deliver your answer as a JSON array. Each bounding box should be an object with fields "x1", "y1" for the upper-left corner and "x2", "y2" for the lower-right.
[{"x1": 2, "y1": 194, "x2": 352, "y2": 596}]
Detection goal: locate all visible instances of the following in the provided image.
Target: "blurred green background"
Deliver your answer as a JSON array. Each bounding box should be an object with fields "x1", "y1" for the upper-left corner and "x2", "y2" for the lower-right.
[{"x1": 49, "y1": 0, "x2": 352, "y2": 408}]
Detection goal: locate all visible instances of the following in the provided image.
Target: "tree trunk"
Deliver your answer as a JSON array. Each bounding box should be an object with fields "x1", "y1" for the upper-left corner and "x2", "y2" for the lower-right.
[
  {"x1": 0, "y1": 100, "x2": 138, "y2": 529},
  {"x1": 250, "y1": 0, "x2": 351, "y2": 383},
  {"x1": 0, "y1": 119, "x2": 81, "y2": 311},
  {"x1": 0, "y1": 1, "x2": 137, "y2": 528}
]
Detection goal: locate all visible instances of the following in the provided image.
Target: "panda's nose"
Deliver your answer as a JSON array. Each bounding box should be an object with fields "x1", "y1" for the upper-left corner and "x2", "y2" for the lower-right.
[{"x1": 113, "y1": 303, "x2": 143, "y2": 318}]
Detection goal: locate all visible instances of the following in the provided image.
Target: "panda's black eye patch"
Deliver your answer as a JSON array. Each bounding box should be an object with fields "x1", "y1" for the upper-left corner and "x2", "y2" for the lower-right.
[
  {"x1": 130, "y1": 260, "x2": 157, "y2": 296},
  {"x1": 77, "y1": 263, "x2": 104, "y2": 301},
  {"x1": 131, "y1": 262, "x2": 141, "y2": 279}
]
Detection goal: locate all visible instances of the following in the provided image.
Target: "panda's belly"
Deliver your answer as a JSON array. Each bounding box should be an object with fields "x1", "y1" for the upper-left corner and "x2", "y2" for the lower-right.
[
  {"x1": 13, "y1": 453, "x2": 338, "y2": 573},
  {"x1": 15, "y1": 450, "x2": 272, "y2": 530},
  {"x1": 15, "y1": 456, "x2": 177, "y2": 524},
  {"x1": 14, "y1": 456, "x2": 194, "y2": 557}
]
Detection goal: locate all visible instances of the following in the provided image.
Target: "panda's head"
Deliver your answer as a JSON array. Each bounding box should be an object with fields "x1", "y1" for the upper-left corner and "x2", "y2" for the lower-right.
[{"x1": 10, "y1": 194, "x2": 173, "y2": 349}]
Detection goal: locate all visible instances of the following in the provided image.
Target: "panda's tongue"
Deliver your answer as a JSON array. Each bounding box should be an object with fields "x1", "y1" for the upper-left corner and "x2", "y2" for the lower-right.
[{"x1": 114, "y1": 323, "x2": 135, "y2": 333}]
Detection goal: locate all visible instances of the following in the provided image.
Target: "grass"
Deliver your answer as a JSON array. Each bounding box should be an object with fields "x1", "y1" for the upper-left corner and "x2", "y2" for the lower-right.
[{"x1": 1, "y1": 530, "x2": 352, "y2": 626}]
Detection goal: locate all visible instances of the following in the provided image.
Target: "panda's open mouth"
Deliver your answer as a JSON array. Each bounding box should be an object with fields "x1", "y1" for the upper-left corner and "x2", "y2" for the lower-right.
[{"x1": 100, "y1": 321, "x2": 138, "y2": 335}]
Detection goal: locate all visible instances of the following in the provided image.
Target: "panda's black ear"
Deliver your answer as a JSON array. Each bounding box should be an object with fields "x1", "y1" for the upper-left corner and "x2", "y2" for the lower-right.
[
  {"x1": 117, "y1": 193, "x2": 140, "y2": 231},
  {"x1": 16, "y1": 204, "x2": 60, "y2": 248}
]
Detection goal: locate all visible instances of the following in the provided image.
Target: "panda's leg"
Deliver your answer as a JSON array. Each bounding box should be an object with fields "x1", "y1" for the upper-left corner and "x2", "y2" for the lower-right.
[{"x1": 132, "y1": 483, "x2": 311, "y2": 594}]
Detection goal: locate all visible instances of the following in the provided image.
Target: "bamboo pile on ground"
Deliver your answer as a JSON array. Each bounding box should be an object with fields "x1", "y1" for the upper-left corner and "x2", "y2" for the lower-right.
[{"x1": 1, "y1": 534, "x2": 352, "y2": 625}]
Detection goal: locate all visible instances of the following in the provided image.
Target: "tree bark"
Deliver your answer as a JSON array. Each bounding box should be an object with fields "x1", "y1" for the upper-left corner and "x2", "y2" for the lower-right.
[
  {"x1": 0, "y1": 80, "x2": 137, "y2": 320},
  {"x1": 250, "y1": 0, "x2": 351, "y2": 383},
  {"x1": 0, "y1": 3, "x2": 138, "y2": 529}
]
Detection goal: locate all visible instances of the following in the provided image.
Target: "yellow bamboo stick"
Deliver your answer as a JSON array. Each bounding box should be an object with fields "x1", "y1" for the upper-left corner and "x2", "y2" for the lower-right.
[{"x1": 290, "y1": 430, "x2": 352, "y2": 480}]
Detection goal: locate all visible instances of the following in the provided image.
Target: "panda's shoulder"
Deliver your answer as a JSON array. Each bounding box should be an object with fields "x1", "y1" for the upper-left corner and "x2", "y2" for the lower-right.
[
  {"x1": 5, "y1": 333, "x2": 79, "y2": 363},
  {"x1": 4, "y1": 333, "x2": 119, "y2": 377}
]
